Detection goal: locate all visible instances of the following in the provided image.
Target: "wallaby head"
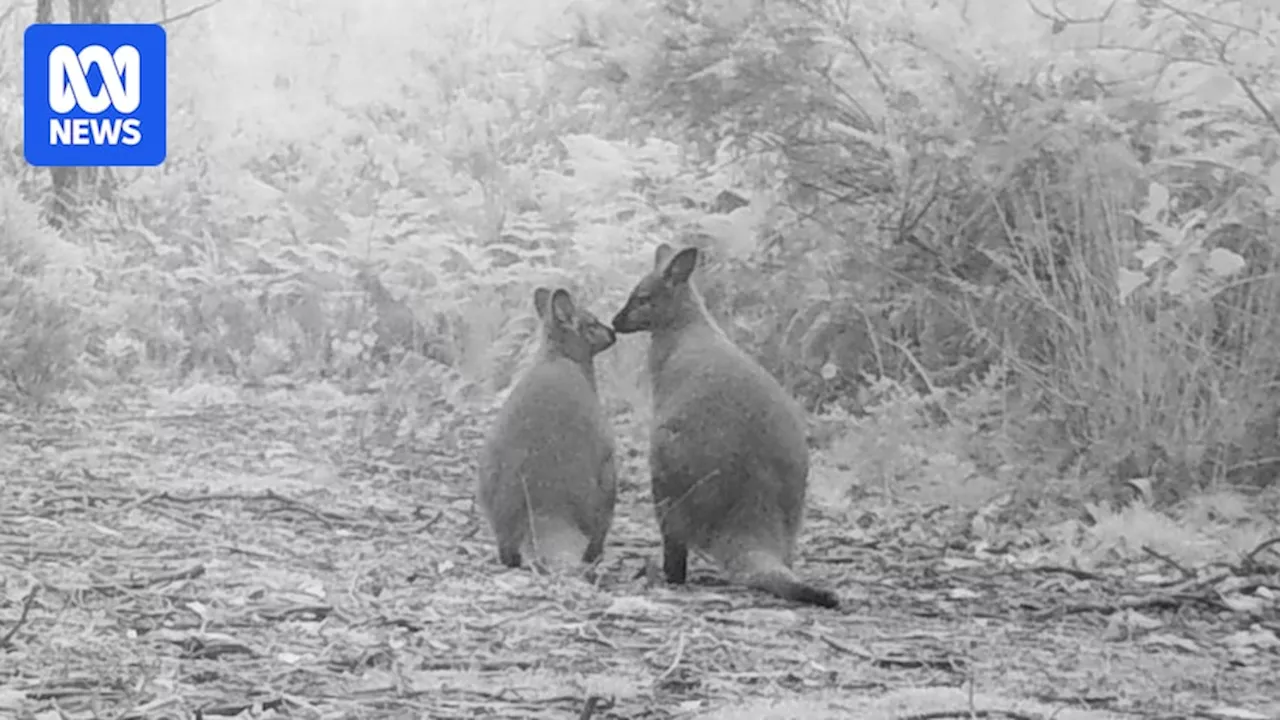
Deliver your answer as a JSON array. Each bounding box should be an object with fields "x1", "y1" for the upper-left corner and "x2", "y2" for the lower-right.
[
  {"x1": 611, "y1": 244, "x2": 706, "y2": 335},
  {"x1": 534, "y1": 286, "x2": 616, "y2": 362}
]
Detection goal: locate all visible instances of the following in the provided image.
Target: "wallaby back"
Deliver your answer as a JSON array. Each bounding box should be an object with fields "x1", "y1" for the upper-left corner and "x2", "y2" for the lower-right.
[
  {"x1": 477, "y1": 287, "x2": 618, "y2": 571},
  {"x1": 612, "y1": 244, "x2": 839, "y2": 609}
]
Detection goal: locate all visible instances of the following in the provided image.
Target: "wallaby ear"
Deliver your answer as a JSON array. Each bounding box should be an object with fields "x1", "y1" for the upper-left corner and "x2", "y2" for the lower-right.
[
  {"x1": 654, "y1": 243, "x2": 676, "y2": 269},
  {"x1": 533, "y1": 287, "x2": 553, "y2": 319},
  {"x1": 550, "y1": 288, "x2": 576, "y2": 325},
  {"x1": 662, "y1": 247, "x2": 699, "y2": 285}
]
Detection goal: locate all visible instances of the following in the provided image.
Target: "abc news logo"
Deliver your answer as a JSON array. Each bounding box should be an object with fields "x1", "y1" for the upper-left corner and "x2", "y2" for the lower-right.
[
  {"x1": 24, "y1": 24, "x2": 166, "y2": 167},
  {"x1": 48, "y1": 43, "x2": 144, "y2": 147}
]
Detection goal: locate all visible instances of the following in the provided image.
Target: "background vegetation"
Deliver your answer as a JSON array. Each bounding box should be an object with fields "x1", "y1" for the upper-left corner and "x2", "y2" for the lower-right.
[{"x1": 3, "y1": 0, "x2": 1278, "y2": 555}]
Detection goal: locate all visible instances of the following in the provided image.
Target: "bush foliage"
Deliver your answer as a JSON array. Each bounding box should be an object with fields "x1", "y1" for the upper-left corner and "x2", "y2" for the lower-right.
[{"x1": 2, "y1": 0, "x2": 1277, "y2": 501}]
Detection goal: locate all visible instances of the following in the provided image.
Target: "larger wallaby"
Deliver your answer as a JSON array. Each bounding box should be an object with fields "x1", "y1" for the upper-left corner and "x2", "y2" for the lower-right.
[
  {"x1": 477, "y1": 287, "x2": 618, "y2": 570},
  {"x1": 612, "y1": 244, "x2": 839, "y2": 608}
]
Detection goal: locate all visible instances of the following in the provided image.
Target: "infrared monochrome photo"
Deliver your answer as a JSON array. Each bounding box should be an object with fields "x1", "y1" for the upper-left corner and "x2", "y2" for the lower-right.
[{"x1": 2, "y1": 2, "x2": 1278, "y2": 720}]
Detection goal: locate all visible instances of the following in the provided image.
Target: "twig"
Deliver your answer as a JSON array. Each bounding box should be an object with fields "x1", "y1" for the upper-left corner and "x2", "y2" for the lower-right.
[
  {"x1": 655, "y1": 631, "x2": 686, "y2": 683},
  {"x1": 143, "y1": 490, "x2": 348, "y2": 528},
  {"x1": 84, "y1": 563, "x2": 207, "y2": 596},
  {"x1": 1143, "y1": 545, "x2": 1192, "y2": 579},
  {"x1": 578, "y1": 695, "x2": 605, "y2": 720},
  {"x1": 1242, "y1": 536, "x2": 1280, "y2": 567},
  {"x1": 155, "y1": 0, "x2": 224, "y2": 26},
  {"x1": 812, "y1": 631, "x2": 877, "y2": 661},
  {"x1": 1032, "y1": 590, "x2": 1229, "y2": 621},
  {"x1": 134, "y1": 563, "x2": 206, "y2": 588},
  {"x1": 469, "y1": 603, "x2": 557, "y2": 632},
  {"x1": 811, "y1": 630, "x2": 963, "y2": 672},
  {"x1": 898, "y1": 710, "x2": 1038, "y2": 720},
  {"x1": 1018, "y1": 564, "x2": 1103, "y2": 582},
  {"x1": 0, "y1": 584, "x2": 40, "y2": 649}
]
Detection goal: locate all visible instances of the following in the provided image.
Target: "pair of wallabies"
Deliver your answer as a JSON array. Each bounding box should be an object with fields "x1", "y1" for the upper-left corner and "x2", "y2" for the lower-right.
[{"x1": 476, "y1": 244, "x2": 840, "y2": 609}]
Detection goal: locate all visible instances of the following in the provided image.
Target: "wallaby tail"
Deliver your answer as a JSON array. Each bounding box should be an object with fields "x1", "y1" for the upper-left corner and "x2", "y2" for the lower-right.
[
  {"x1": 750, "y1": 574, "x2": 841, "y2": 609},
  {"x1": 733, "y1": 549, "x2": 841, "y2": 609},
  {"x1": 528, "y1": 516, "x2": 592, "y2": 569}
]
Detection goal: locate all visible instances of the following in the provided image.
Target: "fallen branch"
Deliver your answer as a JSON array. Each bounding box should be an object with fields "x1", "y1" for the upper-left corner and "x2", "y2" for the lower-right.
[{"x1": 0, "y1": 583, "x2": 40, "y2": 649}]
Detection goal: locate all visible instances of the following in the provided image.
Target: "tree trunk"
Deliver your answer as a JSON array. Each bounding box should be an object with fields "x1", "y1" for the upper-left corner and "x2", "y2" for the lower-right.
[{"x1": 45, "y1": 0, "x2": 116, "y2": 231}]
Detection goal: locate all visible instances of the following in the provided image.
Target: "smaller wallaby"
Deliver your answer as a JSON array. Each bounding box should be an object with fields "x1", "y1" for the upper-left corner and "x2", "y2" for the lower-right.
[
  {"x1": 612, "y1": 244, "x2": 839, "y2": 609},
  {"x1": 477, "y1": 287, "x2": 619, "y2": 571}
]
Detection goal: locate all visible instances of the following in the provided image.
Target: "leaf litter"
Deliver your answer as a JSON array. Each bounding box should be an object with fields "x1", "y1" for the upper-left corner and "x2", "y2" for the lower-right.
[{"x1": 1, "y1": 384, "x2": 1277, "y2": 720}]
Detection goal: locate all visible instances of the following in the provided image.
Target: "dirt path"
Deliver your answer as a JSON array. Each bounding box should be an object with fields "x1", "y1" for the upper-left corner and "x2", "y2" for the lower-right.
[{"x1": 2, "y1": 384, "x2": 1276, "y2": 720}]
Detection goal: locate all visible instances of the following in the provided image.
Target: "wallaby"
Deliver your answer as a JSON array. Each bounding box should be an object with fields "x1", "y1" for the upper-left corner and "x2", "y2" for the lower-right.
[
  {"x1": 612, "y1": 244, "x2": 840, "y2": 609},
  {"x1": 477, "y1": 287, "x2": 619, "y2": 571}
]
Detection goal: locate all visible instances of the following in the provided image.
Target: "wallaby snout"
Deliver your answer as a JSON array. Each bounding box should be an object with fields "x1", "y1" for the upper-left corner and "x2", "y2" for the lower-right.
[
  {"x1": 587, "y1": 323, "x2": 617, "y2": 353},
  {"x1": 612, "y1": 243, "x2": 700, "y2": 335},
  {"x1": 610, "y1": 305, "x2": 645, "y2": 334}
]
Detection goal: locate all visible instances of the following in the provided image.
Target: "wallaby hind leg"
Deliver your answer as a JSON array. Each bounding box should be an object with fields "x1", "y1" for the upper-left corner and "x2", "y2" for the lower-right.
[
  {"x1": 498, "y1": 544, "x2": 522, "y2": 568},
  {"x1": 583, "y1": 535, "x2": 605, "y2": 564},
  {"x1": 662, "y1": 536, "x2": 689, "y2": 584}
]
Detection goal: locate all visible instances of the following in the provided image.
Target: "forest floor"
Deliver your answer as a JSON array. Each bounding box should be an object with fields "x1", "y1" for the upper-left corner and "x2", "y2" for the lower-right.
[{"x1": 2, "y1": 381, "x2": 1278, "y2": 720}]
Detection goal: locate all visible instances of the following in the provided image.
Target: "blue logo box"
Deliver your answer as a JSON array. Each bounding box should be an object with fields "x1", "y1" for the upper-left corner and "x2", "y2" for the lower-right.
[{"x1": 24, "y1": 23, "x2": 166, "y2": 167}]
